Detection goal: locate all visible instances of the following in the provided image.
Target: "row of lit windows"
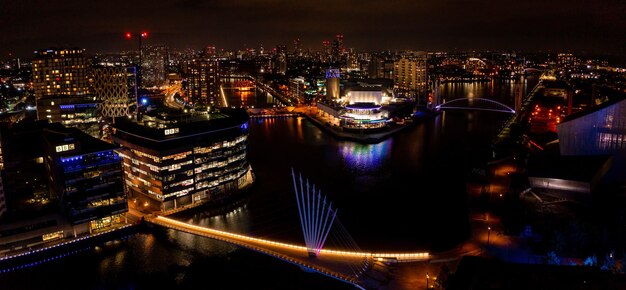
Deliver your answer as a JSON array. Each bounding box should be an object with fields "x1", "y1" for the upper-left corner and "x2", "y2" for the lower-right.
[
  {"x1": 163, "y1": 187, "x2": 194, "y2": 199},
  {"x1": 164, "y1": 178, "x2": 194, "y2": 190},
  {"x1": 118, "y1": 153, "x2": 159, "y2": 172},
  {"x1": 195, "y1": 167, "x2": 247, "y2": 191},
  {"x1": 131, "y1": 149, "x2": 160, "y2": 163},
  {"x1": 164, "y1": 170, "x2": 193, "y2": 182},
  {"x1": 597, "y1": 133, "x2": 626, "y2": 151},
  {"x1": 87, "y1": 197, "x2": 124, "y2": 209},
  {"x1": 162, "y1": 151, "x2": 191, "y2": 161}
]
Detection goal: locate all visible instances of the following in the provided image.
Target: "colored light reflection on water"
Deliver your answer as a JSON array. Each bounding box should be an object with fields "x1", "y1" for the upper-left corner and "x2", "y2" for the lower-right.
[{"x1": 338, "y1": 139, "x2": 391, "y2": 172}]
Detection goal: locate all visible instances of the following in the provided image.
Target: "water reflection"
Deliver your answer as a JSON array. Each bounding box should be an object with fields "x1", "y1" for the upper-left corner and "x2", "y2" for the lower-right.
[{"x1": 338, "y1": 139, "x2": 391, "y2": 172}]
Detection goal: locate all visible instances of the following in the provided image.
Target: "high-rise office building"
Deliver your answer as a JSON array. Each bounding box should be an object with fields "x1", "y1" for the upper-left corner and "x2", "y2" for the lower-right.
[
  {"x1": 393, "y1": 51, "x2": 428, "y2": 97},
  {"x1": 186, "y1": 58, "x2": 220, "y2": 106},
  {"x1": 141, "y1": 45, "x2": 167, "y2": 87},
  {"x1": 32, "y1": 48, "x2": 90, "y2": 99},
  {"x1": 94, "y1": 66, "x2": 134, "y2": 118},
  {"x1": 112, "y1": 109, "x2": 254, "y2": 212}
]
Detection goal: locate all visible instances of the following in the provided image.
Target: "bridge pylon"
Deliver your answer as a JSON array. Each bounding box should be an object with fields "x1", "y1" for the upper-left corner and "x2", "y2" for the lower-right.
[{"x1": 292, "y1": 168, "x2": 337, "y2": 258}]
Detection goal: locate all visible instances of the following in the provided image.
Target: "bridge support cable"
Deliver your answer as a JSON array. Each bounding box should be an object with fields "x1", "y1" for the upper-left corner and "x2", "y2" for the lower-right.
[
  {"x1": 292, "y1": 169, "x2": 337, "y2": 257},
  {"x1": 329, "y1": 219, "x2": 370, "y2": 279}
]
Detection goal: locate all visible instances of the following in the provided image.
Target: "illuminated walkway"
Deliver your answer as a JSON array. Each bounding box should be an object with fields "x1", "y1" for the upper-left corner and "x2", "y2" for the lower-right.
[{"x1": 145, "y1": 215, "x2": 429, "y2": 289}]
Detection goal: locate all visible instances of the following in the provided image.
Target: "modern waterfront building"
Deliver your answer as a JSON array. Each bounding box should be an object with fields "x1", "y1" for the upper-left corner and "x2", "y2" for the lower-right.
[
  {"x1": 43, "y1": 125, "x2": 127, "y2": 229},
  {"x1": 393, "y1": 51, "x2": 428, "y2": 98},
  {"x1": 111, "y1": 109, "x2": 253, "y2": 212},
  {"x1": 141, "y1": 45, "x2": 167, "y2": 88},
  {"x1": 93, "y1": 66, "x2": 134, "y2": 118},
  {"x1": 36, "y1": 96, "x2": 100, "y2": 138},
  {"x1": 32, "y1": 48, "x2": 90, "y2": 99},
  {"x1": 340, "y1": 103, "x2": 388, "y2": 130}
]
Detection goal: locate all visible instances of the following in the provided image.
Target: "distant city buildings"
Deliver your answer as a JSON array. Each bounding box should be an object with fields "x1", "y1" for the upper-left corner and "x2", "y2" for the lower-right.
[
  {"x1": 111, "y1": 109, "x2": 253, "y2": 212},
  {"x1": 141, "y1": 45, "x2": 168, "y2": 88},
  {"x1": 32, "y1": 48, "x2": 90, "y2": 99}
]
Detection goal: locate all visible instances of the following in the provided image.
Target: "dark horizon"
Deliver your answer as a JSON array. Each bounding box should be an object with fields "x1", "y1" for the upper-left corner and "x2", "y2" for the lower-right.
[{"x1": 1, "y1": 0, "x2": 625, "y2": 60}]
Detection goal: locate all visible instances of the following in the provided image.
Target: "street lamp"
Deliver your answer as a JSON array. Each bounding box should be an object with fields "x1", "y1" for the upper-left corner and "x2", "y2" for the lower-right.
[
  {"x1": 487, "y1": 226, "x2": 491, "y2": 246},
  {"x1": 125, "y1": 31, "x2": 148, "y2": 120},
  {"x1": 426, "y1": 272, "x2": 429, "y2": 289}
]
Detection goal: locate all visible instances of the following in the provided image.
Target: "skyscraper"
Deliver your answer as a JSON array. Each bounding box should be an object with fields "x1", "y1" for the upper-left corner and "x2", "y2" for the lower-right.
[
  {"x1": 393, "y1": 51, "x2": 428, "y2": 98},
  {"x1": 32, "y1": 48, "x2": 90, "y2": 99},
  {"x1": 141, "y1": 45, "x2": 167, "y2": 88},
  {"x1": 186, "y1": 58, "x2": 220, "y2": 106}
]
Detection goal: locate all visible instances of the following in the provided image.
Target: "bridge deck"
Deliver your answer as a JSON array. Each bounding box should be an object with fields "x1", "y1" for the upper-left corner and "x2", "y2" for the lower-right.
[{"x1": 146, "y1": 215, "x2": 429, "y2": 289}]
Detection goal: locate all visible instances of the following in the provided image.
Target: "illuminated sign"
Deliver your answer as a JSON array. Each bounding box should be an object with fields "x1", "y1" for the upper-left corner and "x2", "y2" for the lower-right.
[
  {"x1": 55, "y1": 143, "x2": 75, "y2": 153},
  {"x1": 164, "y1": 128, "x2": 179, "y2": 135},
  {"x1": 326, "y1": 69, "x2": 340, "y2": 79}
]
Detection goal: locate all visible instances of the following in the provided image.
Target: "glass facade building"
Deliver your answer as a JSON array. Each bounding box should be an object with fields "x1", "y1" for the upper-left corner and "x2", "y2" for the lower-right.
[
  {"x1": 43, "y1": 126, "x2": 127, "y2": 227},
  {"x1": 111, "y1": 109, "x2": 253, "y2": 212}
]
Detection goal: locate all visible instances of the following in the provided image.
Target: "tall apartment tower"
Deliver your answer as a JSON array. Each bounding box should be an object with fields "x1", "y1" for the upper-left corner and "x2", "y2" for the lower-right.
[
  {"x1": 393, "y1": 51, "x2": 428, "y2": 97},
  {"x1": 32, "y1": 48, "x2": 90, "y2": 99},
  {"x1": 94, "y1": 66, "x2": 133, "y2": 118},
  {"x1": 186, "y1": 58, "x2": 220, "y2": 106},
  {"x1": 141, "y1": 45, "x2": 167, "y2": 88}
]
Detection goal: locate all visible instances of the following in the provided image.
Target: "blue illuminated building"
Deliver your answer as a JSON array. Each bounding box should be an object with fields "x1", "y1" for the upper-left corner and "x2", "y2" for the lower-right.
[{"x1": 43, "y1": 125, "x2": 127, "y2": 229}]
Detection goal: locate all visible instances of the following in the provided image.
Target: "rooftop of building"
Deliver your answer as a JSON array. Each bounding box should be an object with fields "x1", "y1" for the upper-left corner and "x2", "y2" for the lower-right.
[
  {"x1": 33, "y1": 47, "x2": 85, "y2": 57},
  {"x1": 36, "y1": 95, "x2": 98, "y2": 102},
  {"x1": 344, "y1": 103, "x2": 381, "y2": 110},
  {"x1": 42, "y1": 123, "x2": 119, "y2": 157},
  {"x1": 112, "y1": 108, "x2": 249, "y2": 148}
]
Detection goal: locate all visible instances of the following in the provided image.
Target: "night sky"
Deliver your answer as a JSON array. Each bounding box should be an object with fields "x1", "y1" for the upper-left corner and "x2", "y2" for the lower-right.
[{"x1": 1, "y1": 0, "x2": 625, "y2": 59}]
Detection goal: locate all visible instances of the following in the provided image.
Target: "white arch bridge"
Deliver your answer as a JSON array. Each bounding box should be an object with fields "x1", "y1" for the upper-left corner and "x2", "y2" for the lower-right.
[{"x1": 435, "y1": 98, "x2": 516, "y2": 114}]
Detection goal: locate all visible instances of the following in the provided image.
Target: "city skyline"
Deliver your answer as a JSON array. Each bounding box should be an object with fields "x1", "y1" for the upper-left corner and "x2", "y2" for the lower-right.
[{"x1": 2, "y1": 0, "x2": 625, "y2": 59}]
